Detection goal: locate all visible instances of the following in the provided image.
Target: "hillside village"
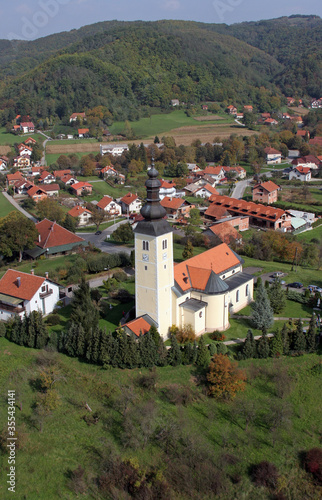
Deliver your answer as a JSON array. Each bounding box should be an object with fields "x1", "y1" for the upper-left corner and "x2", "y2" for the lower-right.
[{"x1": 0, "y1": 15, "x2": 322, "y2": 500}]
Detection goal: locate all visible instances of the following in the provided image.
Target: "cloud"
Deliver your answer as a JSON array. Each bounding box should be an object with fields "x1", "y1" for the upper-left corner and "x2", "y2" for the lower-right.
[{"x1": 163, "y1": 0, "x2": 181, "y2": 11}]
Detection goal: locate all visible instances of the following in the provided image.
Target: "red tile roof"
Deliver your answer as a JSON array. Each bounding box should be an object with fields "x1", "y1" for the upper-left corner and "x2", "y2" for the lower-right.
[
  {"x1": 160, "y1": 197, "x2": 184, "y2": 210},
  {"x1": 70, "y1": 112, "x2": 86, "y2": 119},
  {"x1": 28, "y1": 185, "x2": 47, "y2": 197},
  {"x1": 41, "y1": 184, "x2": 60, "y2": 192},
  {"x1": 36, "y1": 219, "x2": 85, "y2": 249},
  {"x1": 208, "y1": 194, "x2": 286, "y2": 221},
  {"x1": 0, "y1": 269, "x2": 45, "y2": 301},
  {"x1": 7, "y1": 172, "x2": 24, "y2": 182},
  {"x1": 174, "y1": 244, "x2": 241, "y2": 292},
  {"x1": 68, "y1": 205, "x2": 92, "y2": 217},
  {"x1": 205, "y1": 204, "x2": 230, "y2": 219},
  {"x1": 121, "y1": 192, "x2": 138, "y2": 205},
  {"x1": 97, "y1": 196, "x2": 113, "y2": 209},
  {"x1": 39, "y1": 171, "x2": 53, "y2": 180},
  {"x1": 60, "y1": 174, "x2": 76, "y2": 184},
  {"x1": 160, "y1": 179, "x2": 176, "y2": 189},
  {"x1": 203, "y1": 166, "x2": 224, "y2": 176},
  {"x1": 18, "y1": 144, "x2": 32, "y2": 152},
  {"x1": 209, "y1": 222, "x2": 240, "y2": 244},
  {"x1": 70, "y1": 182, "x2": 92, "y2": 191},
  {"x1": 196, "y1": 183, "x2": 219, "y2": 195},
  {"x1": 125, "y1": 317, "x2": 151, "y2": 337},
  {"x1": 295, "y1": 166, "x2": 311, "y2": 174},
  {"x1": 78, "y1": 128, "x2": 89, "y2": 134},
  {"x1": 264, "y1": 147, "x2": 281, "y2": 155},
  {"x1": 54, "y1": 169, "x2": 71, "y2": 178},
  {"x1": 253, "y1": 181, "x2": 279, "y2": 193},
  {"x1": 21, "y1": 122, "x2": 34, "y2": 128},
  {"x1": 25, "y1": 137, "x2": 36, "y2": 144}
]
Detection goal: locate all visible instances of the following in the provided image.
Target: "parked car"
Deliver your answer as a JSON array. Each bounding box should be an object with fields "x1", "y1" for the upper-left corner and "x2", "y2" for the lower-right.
[
  {"x1": 287, "y1": 282, "x2": 303, "y2": 289},
  {"x1": 270, "y1": 278, "x2": 286, "y2": 285},
  {"x1": 272, "y1": 271, "x2": 285, "y2": 278},
  {"x1": 95, "y1": 230, "x2": 102, "y2": 235},
  {"x1": 307, "y1": 285, "x2": 322, "y2": 293}
]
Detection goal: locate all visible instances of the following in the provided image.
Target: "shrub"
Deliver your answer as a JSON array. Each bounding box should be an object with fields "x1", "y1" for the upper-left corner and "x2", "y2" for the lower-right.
[
  {"x1": 216, "y1": 342, "x2": 228, "y2": 355},
  {"x1": 210, "y1": 331, "x2": 226, "y2": 341},
  {"x1": 251, "y1": 461, "x2": 279, "y2": 489},
  {"x1": 163, "y1": 384, "x2": 197, "y2": 406},
  {"x1": 175, "y1": 324, "x2": 196, "y2": 344},
  {"x1": 207, "y1": 354, "x2": 247, "y2": 400},
  {"x1": 303, "y1": 448, "x2": 322, "y2": 485},
  {"x1": 113, "y1": 270, "x2": 128, "y2": 282},
  {"x1": 0, "y1": 322, "x2": 6, "y2": 337},
  {"x1": 136, "y1": 368, "x2": 158, "y2": 391},
  {"x1": 45, "y1": 313, "x2": 61, "y2": 326}
]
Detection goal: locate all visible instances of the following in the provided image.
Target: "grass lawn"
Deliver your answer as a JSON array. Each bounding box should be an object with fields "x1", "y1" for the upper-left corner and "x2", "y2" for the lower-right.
[
  {"x1": 109, "y1": 109, "x2": 234, "y2": 138},
  {"x1": 0, "y1": 337, "x2": 320, "y2": 499},
  {"x1": 48, "y1": 138, "x2": 99, "y2": 146},
  {"x1": 0, "y1": 128, "x2": 44, "y2": 146},
  {"x1": 0, "y1": 192, "x2": 17, "y2": 218},
  {"x1": 0, "y1": 254, "x2": 80, "y2": 280},
  {"x1": 173, "y1": 242, "x2": 205, "y2": 262},
  {"x1": 237, "y1": 298, "x2": 313, "y2": 320},
  {"x1": 296, "y1": 224, "x2": 322, "y2": 243},
  {"x1": 84, "y1": 181, "x2": 130, "y2": 201},
  {"x1": 46, "y1": 151, "x2": 93, "y2": 165}
]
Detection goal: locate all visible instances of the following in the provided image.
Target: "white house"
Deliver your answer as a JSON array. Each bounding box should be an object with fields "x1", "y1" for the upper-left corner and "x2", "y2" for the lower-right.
[
  {"x1": 0, "y1": 269, "x2": 60, "y2": 320},
  {"x1": 100, "y1": 144, "x2": 129, "y2": 156},
  {"x1": 68, "y1": 206, "x2": 92, "y2": 226},
  {"x1": 159, "y1": 179, "x2": 176, "y2": 200},
  {"x1": 289, "y1": 166, "x2": 311, "y2": 182},
  {"x1": 194, "y1": 183, "x2": 219, "y2": 199},
  {"x1": 120, "y1": 192, "x2": 142, "y2": 214},
  {"x1": 20, "y1": 122, "x2": 35, "y2": 134},
  {"x1": 96, "y1": 196, "x2": 122, "y2": 215},
  {"x1": 202, "y1": 166, "x2": 226, "y2": 185},
  {"x1": 0, "y1": 158, "x2": 7, "y2": 170},
  {"x1": 18, "y1": 144, "x2": 33, "y2": 157},
  {"x1": 264, "y1": 147, "x2": 282, "y2": 165}
]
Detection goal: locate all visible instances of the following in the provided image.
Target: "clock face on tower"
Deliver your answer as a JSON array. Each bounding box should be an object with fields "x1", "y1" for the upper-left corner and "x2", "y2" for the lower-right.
[{"x1": 142, "y1": 253, "x2": 149, "y2": 262}]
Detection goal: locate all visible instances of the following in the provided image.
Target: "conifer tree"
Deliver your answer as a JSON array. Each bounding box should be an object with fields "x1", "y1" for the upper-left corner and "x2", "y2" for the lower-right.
[
  {"x1": 281, "y1": 323, "x2": 290, "y2": 355},
  {"x1": 270, "y1": 329, "x2": 283, "y2": 357},
  {"x1": 114, "y1": 329, "x2": 129, "y2": 369},
  {"x1": 293, "y1": 319, "x2": 306, "y2": 352},
  {"x1": 63, "y1": 323, "x2": 78, "y2": 357},
  {"x1": 182, "y1": 342, "x2": 194, "y2": 365},
  {"x1": 182, "y1": 240, "x2": 194, "y2": 260},
  {"x1": 257, "y1": 332, "x2": 270, "y2": 359},
  {"x1": 75, "y1": 324, "x2": 86, "y2": 358},
  {"x1": 192, "y1": 340, "x2": 198, "y2": 364},
  {"x1": 157, "y1": 340, "x2": 168, "y2": 367},
  {"x1": 126, "y1": 334, "x2": 141, "y2": 368},
  {"x1": 196, "y1": 335, "x2": 211, "y2": 369},
  {"x1": 33, "y1": 311, "x2": 48, "y2": 349},
  {"x1": 100, "y1": 333, "x2": 118, "y2": 367},
  {"x1": 25, "y1": 312, "x2": 37, "y2": 348},
  {"x1": 251, "y1": 282, "x2": 274, "y2": 332},
  {"x1": 10, "y1": 316, "x2": 22, "y2": 345},
  {"x1": 86, "y1": 327, "x2": 100, "y2": 364},
  {"x1": 306, "y1": 314, "x2": 317, "y2": 353},
  {"x1": 149, "y1": 324, "x2": 161, "y2": 346},
  {"x1": 241, "y1": 329, "x2": 256, "y2": 359},
  {"x1": 167, "y1": 335, "x2": 182, "y2": 366},
  {"x1": 216, "y1": 342, "x2": 228, "y2": 355},
  {"x1": 209, "y1": 343, "x2": 217, "y2": 357},
  {"x1": 139, "y1": 331, "x2": 158, "y2": 368},
  {"x1": 268, "y1": 279, "x2": 286, "y2": 314},
  {"x1": 71, "y1": 278, "x2": 99, "y2": 336}
]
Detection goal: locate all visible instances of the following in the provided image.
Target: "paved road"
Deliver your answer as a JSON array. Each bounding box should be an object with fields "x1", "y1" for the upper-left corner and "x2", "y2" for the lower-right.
[
  {"x1": 77, "y1": 219, "x2": 133, "y2": 255},
  {"x1": 231, "y1": 179, "x2": 249, "y2": 199},
  {"x1": 2, "y1": 191, "x2": 38, "y2": 222},
  {"x1": 37, "y1": 130, "x2": 52, "y2": 166}
]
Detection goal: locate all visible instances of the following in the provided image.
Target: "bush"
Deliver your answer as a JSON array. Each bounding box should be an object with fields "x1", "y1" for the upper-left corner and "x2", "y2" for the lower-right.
[
  {"x1": 303, "y1": 448, "x2": 322, "y2": 485},
  {"x1": 113, "y1": 270, "x2": 128, "y2": 282},
  {"x1": 287, "y1": 290, "x2": 309, "y2": 304},
  {"x1": 251, "y1": 461, "x2": 279, "y2": 489},
  {"x1": 216, "y1": 343, "x2": 228, "y2": 355},
  {"x1": 136, "y1": 368, "x2": 158, "y2": 391},
  {"x1": 0, "y1": 322, "x2": 6, "y2": 337},
  {"x1": 163, "y1": 384, "x2": 197, "y2": 406},
  {"x1": 45, "y1": 313, "x2": 61, "y2": 326},
  {"x1": 175, "y1": 324, "x2": 196, "y2": 344},
  {"x1": 210, "y1": 331, "x2": 226, "y2": 341}
]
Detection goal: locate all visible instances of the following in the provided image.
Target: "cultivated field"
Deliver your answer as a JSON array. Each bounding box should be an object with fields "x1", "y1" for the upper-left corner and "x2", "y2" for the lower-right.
[
  {"x1": 193, "y1": 114, "x2": 225, "y2": 121},
  {"x1": 167, "y1": 123, "x2": 257, "y2": 146},
  {"x1": 0, "y1": 145, "x2": 11, "y2": 155}
]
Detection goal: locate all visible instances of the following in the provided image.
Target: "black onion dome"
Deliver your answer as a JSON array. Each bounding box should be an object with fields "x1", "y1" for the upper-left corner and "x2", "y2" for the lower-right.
[{"x1": 140, "y1": 166, "x2": 166, "y2": 221}]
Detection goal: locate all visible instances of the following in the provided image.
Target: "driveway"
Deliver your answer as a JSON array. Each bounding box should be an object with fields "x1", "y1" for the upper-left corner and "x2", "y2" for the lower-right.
[{"x1": 231, "y1": 179, "x2": 249, "y2": 199}]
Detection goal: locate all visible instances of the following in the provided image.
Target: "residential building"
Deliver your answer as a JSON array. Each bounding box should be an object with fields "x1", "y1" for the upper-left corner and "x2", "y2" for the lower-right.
[
  {"x1": 243, "y1": 105, "x2": 253, "y2": 112},
  {"x1": 159, "y1": 179, "x2": 176, "y2": 200},
  {"x1": 14, "y1": 179, "x2": 34, "y2": 195},
  {"x1": 264, "y1": 147, "x2": 282, "y2": 165},
  {"x1": 264, "y1": 118, "x2": 278, "y2": 126},
  {"x1": 193, "y1": 183, "x2": 219, "y2": 199},
  {"x1": 41, "y1": 184, "x2": 60, "y2": 197},
  {"x1": 0, "y1": 269, "x2": 60, "y2": 320},
  {"x1": 100, "y1": 144, "x2": 129, "y2": 156},
  {"x1": 18, "y1": 144, "x2": 32, "y2": 156},
  {"x1": 96, "y1": 196, "x2": 122, "y2": 216},
  {"x1": 60, "y1": 174, "x2": 77, "y2": 186},
  {"x1": 222, "y1": 166, "x2": 247, "y2": 179},
  {"x1": 27, "y1": 185, "x2": 48, "y2": 203},
  {"x1": 289, "y1": 166, "x2": 311, "y2": 182},
  {"x1": 70, "y1": 182, "x2": 93, "y2": 196},
  {"x1": 252, "y1": 181, "x2": 280, "y2": 204},
  {"x1": 39, "y1": 171, "x2": 56, "y2": 184},
  {"x1": 20, "y1": 122, "x2": 35, "y2": 134},
  {"x1": 206, "y1": 222, "x2": 242, "y2": 246},
  {"x1": 70, "y1": 112, "x2": 86, "y2": 122},
  {"x1": 100, "y1": 165, "x2": 125, "y2": 183},
  {"x1": 7, "y1": 171, "x2": 25, "y2": 186},
  {"x1": 13, "y1": 156, "x2": 31, "y2": 169},
  {"x1": 171, "y1": 99, "x2": 180, "y2": 106},
  {"x1": 202, "y1": 166, "x2": 226, "y2": 184},
  {"x1": 160, "y1": 197, "x2": 194, "y2": 219},
  {"x1": 120, "y1": 192, "x2": 142, "y2": 214},
  {"x1": 292, "y1": 155, "x2": 321, "y2": 170},
  {"x1": 24, "y1": 137, "x2": 37, "y2": 146},
  {"x1": 227, "y1": 105, "x2": 237, "y2": 115},
  {"x1": 54, "y1": 169, "x2": 72, "y2": 178},
  {"x1": 78, "y1": 128, "x2": 89, "y2": 138},
  {"x1": 68, "y1": 206, "x2": 92, "y2": 226}
]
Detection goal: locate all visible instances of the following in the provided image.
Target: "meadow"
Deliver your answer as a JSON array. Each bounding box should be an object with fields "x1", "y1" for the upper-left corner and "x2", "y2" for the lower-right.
[
  {"x1": 0, "y1": 338, "x2": 320, "y2": 499},
  {"x1": 0, "y1": 193, "x2": 17, "y2": 218}
]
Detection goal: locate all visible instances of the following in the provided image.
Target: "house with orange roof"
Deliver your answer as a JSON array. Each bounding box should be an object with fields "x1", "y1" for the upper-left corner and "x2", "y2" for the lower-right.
[
  {"x1": 53, "y1": 169, "x2": 72, "y2": 178},
  {"x1": 20, "y1": 122, "x2": 35, "y2": 134},
  {"x1": 24, "y1": 137, "x2": 37, "y2": 145},
  {"x1": 96, "y1": 196, "x2": 122, "y2": 215},
  {"x1": 0, "y1": 158, "x2": 7, "y2": 171},
  {"x1": 264, "y1": 147, "x2": 282, "y2": 165},
  {"x1": 14, "y1": 179, "x2": 34, "y2": 195},
  {"x1": 309, "y1": 136, "x2": 322, "y2": 146},
  {"x1": 0, "y1": 269, "x2": 60, "y2": 321},
  {"x1": 202, "y1": 165, "x2": 226, "y2": 184},
  {"x1": 25, "y1": 219, "x2": 86, "y2": 259},
  {"x1": 160, "y1": 197, "x2": 194, "y2": 219},
  {"x1": 120, "y1": 192, "x2": 142, "y2": 214},
  {"x1": 291, "y1": 116, "x2": 303, "y2": 126},
  {"x1": 78, "y1": 128, "x2": 89, "y2": 138},
  {"x1": 68, "y1": 205, "x2": 92, "y2": 226},
  {"x1": 100, "y1": 165, "x2": 125, "y2": 183},
  {"x1": 18, "y1": 144, "x2": 33, "y2": 156},
  {"x1": 70, "y1": 112, "x2": 86, "y2": 122},
  {"x1": 227, "y1": 105, "x2": 237, "y2": 115},
  {"x1": 207, "y1": 222, "x2": 242, "y2": 246},
  {"x1": 12, "y1": 125, "x2": 20, "y2": 132},
  {"x1": 252, "y1": 181, "x2": 280, "y2": 204},
  {"x1": 159, "y1": 179, "x2": 176, "y2": 199},
  {"x1": 243, "y1": 105, "x2": 253, "y2": 112},
  {"x1": 194, "y1": 183, "x2": 219, "y2": 199},
  {"x1": 13, "y1": 156, "x2": 31, "y2": 169},
  {"x1": 59, "y1": 174, "x2": 78, "y2": 186},
  {"x1": 27, "y1": 185, "x2": 48, "y2": 202},
  {"x1": 297, "y1": 130, "x2": 310, "y2": 139},
  {"x1": 7, "y1": 171, "x2": 25, "y2": 186},
  {"x1": 31, "y1": 166, "x2": 45, "y2": 176},
  {"x1": 123, "y1": 315, "x2": 157, "y2": 338},
  {"x1": 70, "y1": 181, "x2": 93, "y2": 196},
  {"x1": 41, "y1": 184, "x2": 60, "y2": 197},
  {"x1": 39, "y1": 171, "x2": 55, "y2": 184},
  {"x1": 222, "y1": 166, "x2": 246, "y2": 179},
  {"x1": 289, "y1": 166, "x2": 311, "y2": 182},
  {"x1": 264, "y1": 118, "x2": 278, "y2": 126},
  {"x1": 292, "y1": 155, "x2": 321, "y2": 170}
]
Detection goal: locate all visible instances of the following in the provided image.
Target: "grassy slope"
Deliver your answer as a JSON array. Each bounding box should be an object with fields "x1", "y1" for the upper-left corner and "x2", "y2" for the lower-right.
[
  {"x1": 0, "y1": 338, "x2": 320, "y2": 499},
  {"x1": 0, "y1": 193, "x2": 17, "y2": 218},
  {"x1": 0, "y1": 128, "x2": 44, "y2": 146}
]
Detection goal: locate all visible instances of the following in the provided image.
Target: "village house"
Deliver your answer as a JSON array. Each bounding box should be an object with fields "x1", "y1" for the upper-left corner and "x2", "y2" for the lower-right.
[
  {"x1": 100, "y1": 165, "x2": 125, "y2": 183},
  {"x1": 78, "y1": 128, "x2": 89, "y2": 138},
  {"x1": 159, "y1": 179, "x2": 177, "y2": 200},
  {"x1": 100, "y1": 144, "x2": 129, "y2": 156},
  {"x1": 205, "y1": 222, "x2": 242, "y2": 246},
  {"x1": 291, "y1": 116, "x2": 303, "y2": 127},
  {"x1": 120, "y1": 192, "x2": 142, "y2": 214},
  {"x1": 287, "y1": 97, "x2": 296, "y2": 106},
  {"x1": 227, "y1": 105, "x2": 237, "y2": 115},
  {"x1": 24, "y1": 137, "x2": 37, "y2": 146},
  {"x1": 264, "y1": 147, "x2": 282, "y2": 165},
  {"x1": 171, "y1": 99, "x2": 180, "y2": 107},
  {"x1": 243, "y1": 105, "x2": 253, "y2": 112},
  {"x1": 20, "y1": 122, "x2": 35, "y2": 134},
  {"x1": 25, "y1": 219, "x2": 86, "y2": 259},
  {"x1": 202, "y1": 166, "x2": 226, "y2": 184},
  {"x1": 70, "y1": 181, "x2": 93, "y2": 196},
  {"x1": 160, "y1": 197, "x2": 194, "y2": 219},
  {"x1": 39, "y1": 171, "x2": 56, "y2": 184},
  {"x1": 292, "y1": 155, "x2": 321, "y2": 170},
  {"x1": 252, "y1": 180, "x2": 280, "y2": 204},
  {"x1": 68, "y1": 205, "x2": 92, "y2": 226},
  {"x1": 14, "y1": 179, "x2": 34, "y2": 195},
  {"x1": 31, "y1": 166, "x2": 44, "y2": 176},
  {"x1": 96, "y1": 196, "x2": 122, "y2": 216},
  {"x1": 236, "y1": 112, "x2": 244, "y2": 120},
  {"x1": 0, "y1": 269, "x2": 60, "y2": 321},
  {"x1": 282, "y1": 112, "x2": 291, "y2": 120},
  {"x1": 7, "y1": 171, "x2": 25, "y2": 187},
  {"x1": 27, "y1": 185, "x2": 48, "y2": 203},
  {"x1": 297, "y1": 130, "x2": 310, "y2": 139},
  {"x1": 54, "y1": 169, "x2": 72, "y2": 179},
  {"x1": 207, "y1": 194, "x2": 292, "y2": 231},
  {"x1": 13, "y1": 156, "x2": 31, "y2": 169},
  {"x1": 309, "y1": 137, "x2": 322, "y2": 146},
  {"x1": 70, "y1": 112, "x2": 86, "y2": 122},
  {"x1": 193, "y1": 183, "x2": 219, "y2": 199},
  {"x1": 264, "y1": 118, "x2": 278, "y2": 126},
  {"x1": 59, "y1": 174, "x2": 78, "y2": 186},
  {"x1": 261, "y1": 113, "x2": 271, "y2": 119},
  {"x1": 289, "y1": 166, "x2": 311, "y2": 182},
  {"x1": 223, "y1": 166, "x2": 247, "y2": 179},
  {"x1": 18, "y1": 144, "x2": 33, "y2": 156},
  {"x1": 0, "y1": 157, "x2": 8, "y2": 170},
  {"x1": 41, "y1": 184, "x2": 60, "y2": 197}
]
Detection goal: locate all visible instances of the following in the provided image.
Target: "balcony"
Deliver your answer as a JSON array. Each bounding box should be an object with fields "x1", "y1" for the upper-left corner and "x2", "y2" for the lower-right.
[
  {"x1": 39, "y1": 288, "x2": 53, "y2": 299},
  {"x1": 0, "y1": 302, "x2": 25, "y2": 314}
]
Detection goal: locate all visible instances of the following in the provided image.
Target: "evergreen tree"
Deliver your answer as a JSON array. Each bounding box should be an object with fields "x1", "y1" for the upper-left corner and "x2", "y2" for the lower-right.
[
  {"x1": 216, "y1": 342, "x2": 228, "y2": 355},
  {"x1": 32, "y1": 311, "x2": 48, "y2": 349},
  {"x1": 70, "y1": 278, "x2": 99, "y2": 337},
  {"x1": 25, "y1": 312, "x2": 37, "y2": 348},
  {"x1": 268, "y1": 280, "x2": 286, "y2": 314},
  {"x1": 149, "y1": 324, "x2": 161, "y2": 346},
  {"x1": 256, "y1": 277, "x2": 262, "y2": 289},
  {"x1": 138, "y1": 331, "x2": 158, "y2": 368},
  {"x1": 76, "y1": 324, "x2": 86, "y2": 358},
  {"x1": 182, "y1": 342, "x2": 194, "y2": 365},
  {"x1": 306, "y1": 314, "x2": 317, "y2": 353},
  {"x1": 10, "y1": 316, "x2": 22, "y2": 345},
  {"x1": 281, "y1": 323, "x2": 290, "y2": 355},
  {"x1": 270, "y1": 329, "x2": 283, "y2": 357},
  {"x1": 182, "y1": 240, "x2": 194, "y2": 260},
  {"x1": 293, "y1": 319, "x2": 306, "y2": 352},
  {"x1": 257, "y1": 332, "x2": 270, "y2": 359},
  {"x1": 125, "y1": 334, "x2": 141, "y2": 368},
  {"x1": 114, "y1": 329, "x2": 129, "y2": 369},
  {"x1": 157, "y1": 340, "x2": 168, "y2": 367},
  {"x1": 251, "y1": 282, "x2": 274, "y2": 333},
  {"x1": 62, "y1": 323, "x2": 78, "y2": 357},
  {"x1": 167, "y1": 335, "x2": 182, "y2": 366},
  {"x1": 196, "y1": 335, "x2": 211, "y2": 369},
  {"x1": 62, "y1": 213, "x2": 77, "y2": 233},
  {"x1": 209, "y1": 343, "x2": 217, "y2": 357},
  {"x1": 240, "y1": 329, "x2": 256, "y2": 359},
  {"x1": 86, "y1": 327, "x2": 100, "y2": 364},
  {"x1": 100, "y1": 333, "x2": 118, "y2": 367},
  {"x1": 192, "y1": 340, "x2": 198, "y2": 364}
]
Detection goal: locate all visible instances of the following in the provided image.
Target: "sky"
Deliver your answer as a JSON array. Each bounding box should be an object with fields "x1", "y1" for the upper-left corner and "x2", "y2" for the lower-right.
[{"x1": 4, "y1": 0, "x2": 322, "y2": 41}]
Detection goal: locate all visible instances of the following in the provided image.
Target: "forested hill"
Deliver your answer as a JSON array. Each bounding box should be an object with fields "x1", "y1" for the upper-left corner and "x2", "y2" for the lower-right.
[{"x1": 0, "y1": 17, "x2": 321, "y2": 123}]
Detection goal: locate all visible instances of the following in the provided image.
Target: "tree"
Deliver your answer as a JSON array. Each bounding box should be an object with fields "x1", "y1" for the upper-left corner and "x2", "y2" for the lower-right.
[
  {"x1": 207, "y1": 354, "x2": 247, "y2": 400},
  {"x1": 182, "y1": 240, "x2": 194, "y2": 260},
  {"x1": 138, "y1": 331, "x2": 158, "y2": 368},
  {"x1": 240, "y1": 329, "x2": 256, "y2": 359},
  {"x1": 306, "y1": 314, "x2": 317, "y2": 353},
  {"x1": 270, "y1": 330, "x2": 283, "y2": 357},
  {"x1": 70, "y1": 278, "x2": 99, "y2": 337},
  {"x1": 90, "y1": 206, "x2": 106, "y2": 231},
  {"x1": 167, "y1": 335, "x2": 182, "y2": 366},
  {"x1": 292, "y1": 318, "x2": 306, "y2": 352},
  {"x1": 37, "y1": 198, "x2": 65, "y2": 225},
  {"x1": 112, "y1": 223, "x2": 134, "y2": 243},
  {"x1": 257, "y1": 331, "x2": 270, "y2": 359},
  {"x1": 62, "y1": 214, "x2": 77, "y2": 233},
  {"x1": 250, "y1": 282, "x2": 274, "y2": 332},
  {"x1": 195, "y1": 335, "x2": 210, "y2": 369},
  {"x1": 0, "y1": 212, "x2": 38, "y2": 262},
  {"x1": 268, "y1": 279, "x2": 286, "y2": 314},
  {"x1": 281, "y1": 323, "x2": 290, "y2": 355}
]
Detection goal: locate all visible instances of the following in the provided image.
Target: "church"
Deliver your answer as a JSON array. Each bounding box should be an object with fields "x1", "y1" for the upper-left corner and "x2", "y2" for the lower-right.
[{"x1": 123, "y1": 167, "x2": 254, "y2": 340}]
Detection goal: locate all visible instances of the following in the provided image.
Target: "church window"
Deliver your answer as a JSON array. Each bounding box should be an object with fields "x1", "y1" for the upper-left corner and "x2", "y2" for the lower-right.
[
  {"x1": 246, "y1": 284, "x2": 249, "y2": 296},
  {"x1": 145, "y1": 266, "x2": 147, "y2": 271},
  {"x1": 162, "y1": 239, "x2": 167, "y2": 250},
  {"x1": 199, "y1": 311, "x2": 203, "y2": 318},
  {"x1": 236, "y1": 290, "x2": 240, "y2": 302},
  {"x1": 143, "y1": 240, "x2": 149, "y2": 251}
]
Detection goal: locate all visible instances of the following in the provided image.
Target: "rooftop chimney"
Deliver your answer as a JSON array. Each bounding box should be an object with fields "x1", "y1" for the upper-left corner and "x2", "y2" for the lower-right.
[
  {"x1": 31, "y1": 269, "x2": 34, "y2": 275},
  {"x1": 45, "y1": 272, "x2": 49, "y2": 279},
  {"x1": 17, "y1": 277, "x2": 21, "y2": 288}
]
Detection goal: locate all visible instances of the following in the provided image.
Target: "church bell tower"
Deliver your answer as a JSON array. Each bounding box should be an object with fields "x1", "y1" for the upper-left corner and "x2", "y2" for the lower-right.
[{"x1": 133, "y1": 165, "x2": 174, "y2": 339}]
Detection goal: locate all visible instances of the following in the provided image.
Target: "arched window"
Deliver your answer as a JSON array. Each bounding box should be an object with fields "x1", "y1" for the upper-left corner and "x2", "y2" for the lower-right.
[
  {"x1": 246, "y1": 284, "x2": 249, "y2": 296},
  {"x1": 143, "y1": 240, "x2": 149, "y2": 251}
]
